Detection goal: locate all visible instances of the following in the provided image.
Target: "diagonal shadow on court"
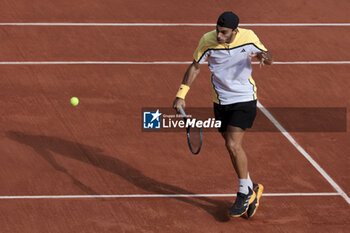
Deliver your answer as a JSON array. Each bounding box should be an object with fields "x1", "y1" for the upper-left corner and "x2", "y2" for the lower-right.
[{"x1": 6, "y1": 131, "x2": 232, "y2": 222}]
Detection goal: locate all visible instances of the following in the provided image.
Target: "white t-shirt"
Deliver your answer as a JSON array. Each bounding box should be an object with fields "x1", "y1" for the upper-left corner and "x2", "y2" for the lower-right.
[{"x1": 193, "y1": 28, "x2": 268, "y2": 105}]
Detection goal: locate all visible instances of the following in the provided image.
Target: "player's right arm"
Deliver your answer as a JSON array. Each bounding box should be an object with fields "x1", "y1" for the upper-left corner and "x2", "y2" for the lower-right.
[
  {"x1": 172, "y1": 60, "x2": 201, "y2": 112},
  {"x1": 173, "y1": 33, "x2": 208, "y2": 112}
]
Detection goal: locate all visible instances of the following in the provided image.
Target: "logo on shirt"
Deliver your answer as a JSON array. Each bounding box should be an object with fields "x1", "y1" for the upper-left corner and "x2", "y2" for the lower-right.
[
  {"x1": 143, "y1": 109, "x2": 162, "y2": 129},
  {"x1": 240, "y1": 48, "x2": 246, "y2": 53}
]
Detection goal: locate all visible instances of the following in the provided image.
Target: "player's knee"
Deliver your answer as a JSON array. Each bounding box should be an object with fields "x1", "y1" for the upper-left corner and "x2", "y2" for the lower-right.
[{"x1": 225, "y1": 140, "x2": 242, "y2": 156}]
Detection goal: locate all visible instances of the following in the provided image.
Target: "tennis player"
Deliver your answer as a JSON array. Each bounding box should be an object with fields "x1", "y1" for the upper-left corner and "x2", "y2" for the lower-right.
[{"x1": 173, "y1": 11, "x2": 273, "y2": 218}]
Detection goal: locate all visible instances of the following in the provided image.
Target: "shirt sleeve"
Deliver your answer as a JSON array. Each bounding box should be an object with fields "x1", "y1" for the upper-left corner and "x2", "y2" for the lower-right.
[
  {"x1": 250, "y1": 30, "x2": 268, "y2": 53},
  {"x1": 193, "y1": 35, "x2": 209, "y2": 64}
]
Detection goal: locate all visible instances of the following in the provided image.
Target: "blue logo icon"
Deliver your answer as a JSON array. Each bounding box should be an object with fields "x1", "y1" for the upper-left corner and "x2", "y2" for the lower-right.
[{"x1": 143, "y1": 109, "x2": 162, "y2": 129}]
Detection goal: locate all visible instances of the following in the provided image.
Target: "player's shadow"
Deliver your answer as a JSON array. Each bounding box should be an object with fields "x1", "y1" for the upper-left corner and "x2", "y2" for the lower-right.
[{"x1": 6, "y1": 131, "x2": 232, "y2": 222}]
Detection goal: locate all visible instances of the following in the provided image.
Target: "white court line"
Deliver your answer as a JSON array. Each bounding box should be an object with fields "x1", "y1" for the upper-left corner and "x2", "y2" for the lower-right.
[
  {"x1": 0, "y1": 61, "x2": 349, "y2": 65},
  {"x1": 0, "y1": 193, "x2": 340, "y2": 200},
  {"x1": 257, "y1": 101, "x2": 350, "y2": 205},
  {"x1": 0, "y1": 23, "x2": 350, "y2": 27}
]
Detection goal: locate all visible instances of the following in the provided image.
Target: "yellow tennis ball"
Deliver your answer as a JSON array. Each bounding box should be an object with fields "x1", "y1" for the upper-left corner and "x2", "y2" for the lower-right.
[{"x1": 70, "y1": 97, "x2": 79, "y2": 106}]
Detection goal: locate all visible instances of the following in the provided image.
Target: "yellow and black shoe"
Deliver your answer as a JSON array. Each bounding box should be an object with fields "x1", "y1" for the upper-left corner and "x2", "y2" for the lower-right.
[
  {"x1": 230, "y1": 187, "x2": 256, "y2": 217},
  {"x1": 247, "y1": 183, "x2": 264, "y2": 218}
]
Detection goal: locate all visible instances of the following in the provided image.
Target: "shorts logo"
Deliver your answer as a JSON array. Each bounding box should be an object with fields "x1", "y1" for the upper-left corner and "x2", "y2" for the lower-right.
[{"x1": 143, "y1": 109, "x2": 162, "y2": 129}]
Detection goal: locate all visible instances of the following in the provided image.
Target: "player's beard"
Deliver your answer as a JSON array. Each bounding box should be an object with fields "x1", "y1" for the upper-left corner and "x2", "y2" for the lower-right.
[
  {"x1": 225, "y1": 32, "x2": 234, "y2": 44},
  {"x1": 217, "y1": 31, "x2": 234, "y2": 44}
]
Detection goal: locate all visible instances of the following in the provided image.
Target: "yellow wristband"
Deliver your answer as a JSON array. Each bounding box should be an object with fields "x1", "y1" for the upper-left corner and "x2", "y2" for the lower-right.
[{"x1": 176, "y1": 84, "x2": 190, "y2": 99}]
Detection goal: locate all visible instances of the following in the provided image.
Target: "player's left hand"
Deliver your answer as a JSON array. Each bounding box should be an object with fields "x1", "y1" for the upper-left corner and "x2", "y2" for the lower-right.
[{"x1": 250, "y1": 52, "x2": 270, "y2": 67}]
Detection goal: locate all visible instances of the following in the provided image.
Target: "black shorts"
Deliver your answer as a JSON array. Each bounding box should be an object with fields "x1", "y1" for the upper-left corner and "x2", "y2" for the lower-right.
[{"x1": 214, "y1": 100, "x2": 257, "y2": 132}]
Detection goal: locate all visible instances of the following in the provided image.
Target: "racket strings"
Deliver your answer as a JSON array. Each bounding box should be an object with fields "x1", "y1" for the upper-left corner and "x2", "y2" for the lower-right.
[{"x1": 188, "y1": 126, "x2": 202, "y2": 154}]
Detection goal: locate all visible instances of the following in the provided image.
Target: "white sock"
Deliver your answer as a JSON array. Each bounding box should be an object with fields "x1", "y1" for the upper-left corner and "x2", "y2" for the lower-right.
[
  {"x1": 238, "y1": 173, "x2": 253, "y2": 195},
  {"x1": 248, "y1": 173, "x2": 253, "y2": 189}
]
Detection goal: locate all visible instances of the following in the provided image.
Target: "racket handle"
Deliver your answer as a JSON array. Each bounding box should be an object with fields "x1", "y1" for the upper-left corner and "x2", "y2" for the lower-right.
[{"x1": 179, "y1": 107, "x2": 186, "y2": 117}]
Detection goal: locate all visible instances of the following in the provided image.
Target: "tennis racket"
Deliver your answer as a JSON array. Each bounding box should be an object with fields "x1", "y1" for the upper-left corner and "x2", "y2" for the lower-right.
[{"x1": 179, "y1": 107, "x2": 203, "y2": 154}]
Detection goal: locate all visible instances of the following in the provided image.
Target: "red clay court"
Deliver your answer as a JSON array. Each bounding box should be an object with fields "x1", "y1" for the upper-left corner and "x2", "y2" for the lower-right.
[{"x1": 0, "y1": 0, "x2": 349, "y2": 232}]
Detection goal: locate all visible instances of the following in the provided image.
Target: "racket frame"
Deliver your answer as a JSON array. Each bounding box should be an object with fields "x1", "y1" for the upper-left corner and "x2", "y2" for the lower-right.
[{"x1": 179, "y1": 107, "x2": 203, "y2": 154}]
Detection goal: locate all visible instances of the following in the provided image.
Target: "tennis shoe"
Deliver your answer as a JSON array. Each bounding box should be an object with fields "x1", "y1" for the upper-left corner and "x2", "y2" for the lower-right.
[
  {"x1": 247, "y1": 183, "x2": 264, "y2": 218},
  {"x1": 230, "y1": 187, "x2": 256, "y2": 217}
]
